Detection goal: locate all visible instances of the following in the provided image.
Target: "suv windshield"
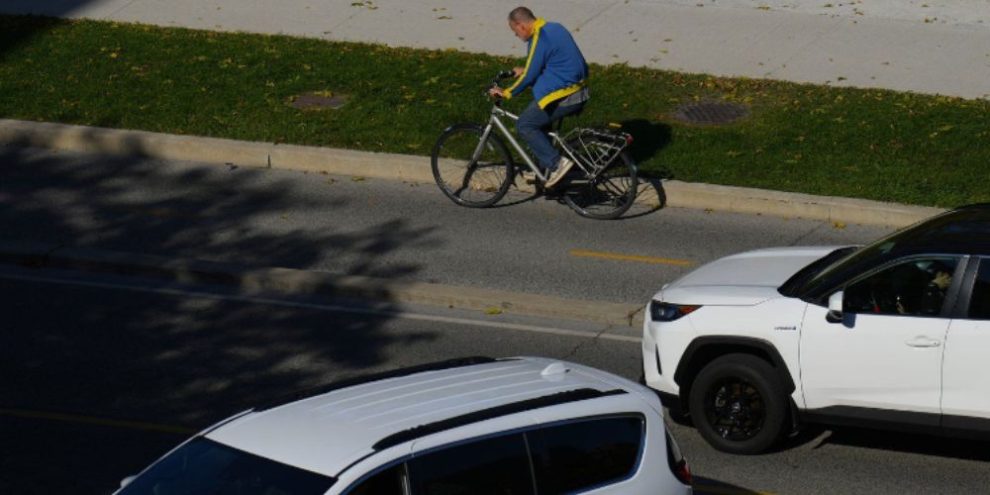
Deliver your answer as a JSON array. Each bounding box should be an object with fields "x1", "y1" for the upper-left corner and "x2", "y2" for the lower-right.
[
  {"x1": 782, "y1": 207, "x2": 990, "y2": 299},
  {"x1": 118, "y1": 438, "x2": 335, "y2": 495}
]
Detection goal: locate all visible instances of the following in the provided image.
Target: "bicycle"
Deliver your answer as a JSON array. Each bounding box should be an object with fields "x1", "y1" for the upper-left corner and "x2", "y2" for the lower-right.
[{"x1": 431, "y1": 71, "x2": 638, "y2": 220}]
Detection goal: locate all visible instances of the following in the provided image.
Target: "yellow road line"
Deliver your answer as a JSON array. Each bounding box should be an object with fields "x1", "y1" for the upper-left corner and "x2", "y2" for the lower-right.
[
  {"x1": 694, "y1": 485, "x2": 775, "y2": 495},
  {"x1": 569, "y1": 249, "x2": 694, "y2": 267},
  {"x1": 0, "y1": 407, "x2": 195, "y2": 435}
]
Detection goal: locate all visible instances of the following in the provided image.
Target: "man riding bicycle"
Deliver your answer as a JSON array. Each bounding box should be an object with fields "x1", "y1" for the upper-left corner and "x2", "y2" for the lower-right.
[{"x1": 489, "y1": 6, "x2": 589, "y2": 188}]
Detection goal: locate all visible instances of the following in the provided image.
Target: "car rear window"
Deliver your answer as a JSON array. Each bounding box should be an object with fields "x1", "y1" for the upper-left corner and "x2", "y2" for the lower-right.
[
  {"x1": 407, "y1": 433, "x2": 534, "y2": 495},
  {"x1": 527, "y1": 416, "x2": 644, "y2": 494},
  {"x1": 118, "y1": 438, "x2": 335, "y2": 495}
]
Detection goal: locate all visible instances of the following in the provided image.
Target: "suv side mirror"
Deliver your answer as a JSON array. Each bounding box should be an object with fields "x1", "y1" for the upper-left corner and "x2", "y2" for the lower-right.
[{"x1": 826, "y1": 291, "x2": 844, "y2": 323}]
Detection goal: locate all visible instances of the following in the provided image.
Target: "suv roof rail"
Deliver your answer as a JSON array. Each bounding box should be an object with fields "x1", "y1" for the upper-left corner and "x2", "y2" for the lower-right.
[
  {"x1": 254, "y1": 356, "x2": 502, "y2": 412},
  {"x1": 371, "y1": 387, "x2": 628, "y2": 451}
]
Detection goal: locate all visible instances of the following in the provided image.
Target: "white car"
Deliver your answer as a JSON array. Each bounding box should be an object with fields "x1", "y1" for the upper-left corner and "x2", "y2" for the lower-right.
[
  {"x1": 642, "y1": 204, "x2": 990, "y2": 454},
  {"x1": 116, "y1": 356, "x2": 693, "y2": 494}
]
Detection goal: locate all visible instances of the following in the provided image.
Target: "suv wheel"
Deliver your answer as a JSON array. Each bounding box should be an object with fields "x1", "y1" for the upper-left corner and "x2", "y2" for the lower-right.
[{"x1": 688, "y1": 353, "x2": 788, "y2": 454}]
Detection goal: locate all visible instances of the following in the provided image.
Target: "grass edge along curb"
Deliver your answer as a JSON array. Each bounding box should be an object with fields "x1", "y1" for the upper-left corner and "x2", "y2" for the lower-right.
[
  {"x1": 0, "y1": 15, "x2": 988, "y2": 208},
  {"x1": 0, "y1": 118, "x2": 944, "y2": 227}
]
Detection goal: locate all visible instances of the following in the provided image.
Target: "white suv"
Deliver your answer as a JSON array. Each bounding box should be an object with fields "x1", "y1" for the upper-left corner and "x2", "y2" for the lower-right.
[
  {"x1": 642, "y1": 204, "x2": 990, "y2": 454},
  {"x1": 116, "y1": 356, "x2": 693, "y2": 494}
]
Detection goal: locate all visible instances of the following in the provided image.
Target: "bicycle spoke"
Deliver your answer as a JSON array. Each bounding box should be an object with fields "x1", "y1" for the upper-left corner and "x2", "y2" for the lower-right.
[{"x1": 431, "y1": 125, "x2": 513, "y2": 208}]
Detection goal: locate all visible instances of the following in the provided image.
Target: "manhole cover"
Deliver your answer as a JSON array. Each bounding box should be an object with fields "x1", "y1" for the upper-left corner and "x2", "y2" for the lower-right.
[
  {"x1": 289, "y1": 91, "x2": 348, "y2": 110},
  {"x1": 673, "y1": 100, "x2": 749, "y2": 125}
]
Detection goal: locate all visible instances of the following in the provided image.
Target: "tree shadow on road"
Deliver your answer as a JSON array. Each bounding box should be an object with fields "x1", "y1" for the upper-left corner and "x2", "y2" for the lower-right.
[{"x1": 0, "y1": 145, "x2": 443, "y2": 493}]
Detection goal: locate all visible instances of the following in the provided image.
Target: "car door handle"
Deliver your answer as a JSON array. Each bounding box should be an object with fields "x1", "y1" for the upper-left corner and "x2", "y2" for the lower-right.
[{"x1": 905, "y1": 337, "x2": 941, "y2": 348}]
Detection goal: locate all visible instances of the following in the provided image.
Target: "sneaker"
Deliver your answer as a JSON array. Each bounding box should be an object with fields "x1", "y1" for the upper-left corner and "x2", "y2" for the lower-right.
[{"x1": 545, "y1": 157, "x2": 575, "y2": 188}]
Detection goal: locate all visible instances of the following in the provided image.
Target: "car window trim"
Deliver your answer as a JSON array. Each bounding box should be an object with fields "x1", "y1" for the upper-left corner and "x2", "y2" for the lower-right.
[
  {"x1": 339, "y1": 461, "x2": 410, "y2": 495},
  {"x1": 951, "y1": 256, "x2": 983, "y2": 319},
  {"x1": 941, "y1": 256, "x2": 972, "y2": 318},
  {"x1": 818, "y1": 253, "x2": 968, "y2": 318},
  {"x1": 337, "y1": 413, "x2": 647, "y2": 495}
]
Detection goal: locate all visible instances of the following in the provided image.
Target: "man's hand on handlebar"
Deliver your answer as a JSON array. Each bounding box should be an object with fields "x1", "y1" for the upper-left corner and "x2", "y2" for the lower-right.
[{"x1": 487, "y1": 69, "x2": 520, "y2": 100}]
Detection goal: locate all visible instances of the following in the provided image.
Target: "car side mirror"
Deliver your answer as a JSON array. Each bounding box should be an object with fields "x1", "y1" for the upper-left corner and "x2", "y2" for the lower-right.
[
  {"x1": 826, "y1": 291, "x2": 844, "y2": 323},
  {"x1": 120, "y1": 475, "x2": 137, "y2": 489}
]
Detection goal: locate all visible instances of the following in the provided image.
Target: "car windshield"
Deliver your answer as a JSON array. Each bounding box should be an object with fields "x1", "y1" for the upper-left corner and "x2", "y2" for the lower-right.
[
  {"x1": 777, "y1": 246, "x2": 858, "y2": 297},
  {"x1": 118, "y1": 438, "x2": 336, "y2": 495},
  {"x1": 784, "y1": 207, "x2": 990, "y2": 299}
]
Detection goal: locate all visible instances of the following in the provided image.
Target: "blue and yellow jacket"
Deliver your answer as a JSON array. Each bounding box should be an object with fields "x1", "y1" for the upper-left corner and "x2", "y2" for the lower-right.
[{"x1": 504, "y1": 18, "x2": 588, "y2": 109}]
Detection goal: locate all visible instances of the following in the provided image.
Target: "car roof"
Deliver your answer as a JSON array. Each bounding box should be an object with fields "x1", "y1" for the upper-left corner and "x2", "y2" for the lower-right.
[
  {"x1": 205, "y1": 357, "x2": 643, "y2": 478},
  {"x1": 888, "y1": 204, "x2": 990, "y2": 257}
]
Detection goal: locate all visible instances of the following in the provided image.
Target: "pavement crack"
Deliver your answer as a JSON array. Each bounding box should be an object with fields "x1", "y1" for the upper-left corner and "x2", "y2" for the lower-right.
[
  {"x1": 788, "y1": 222, "x2": 827, "y2": 246},
  {"x1": 626, "y1": 306, "x2": 645, "y2": 327},
  {"x1": 573, "y1": 0, "x2": 623, "y2": 32},
  {"x1": 104, "y1": 0, "x2": 142, "y2": 20},
  {"x1": 559, "y1": 324, "x2": 613, "y2": 360},
  {"x1": 40, "y1": 241, "x2": 68, "y2": 268}
]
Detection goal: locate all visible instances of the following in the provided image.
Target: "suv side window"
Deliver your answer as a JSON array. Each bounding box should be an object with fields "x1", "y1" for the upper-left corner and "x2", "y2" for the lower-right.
[
  {"x1": 527, "y1": 416, "x2": 644, "y2": 494},
  {"x1": 347, "y1": 463, "x2": 406, "y2": 495},
  {"x1": 967, "y1": 259, "x2": 990, "y2": 319},
  {"x1": 407, "y1": 433, "x2": 534, "y2": 495},
  {"x1": 845, "y1": 257, "x2": 959, "y2": 317}
]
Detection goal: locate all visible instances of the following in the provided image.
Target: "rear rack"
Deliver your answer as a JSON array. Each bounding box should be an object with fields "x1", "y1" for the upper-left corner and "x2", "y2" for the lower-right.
[
  {"x1": 563, "y1": 127, "x2": 632, "y2": 174},
  {"x1": 254, "y1": 356, "x2": 503, "y2": 412},
  {"x1": 371, "y1": 387, "x2": 628, "y2": 451}
]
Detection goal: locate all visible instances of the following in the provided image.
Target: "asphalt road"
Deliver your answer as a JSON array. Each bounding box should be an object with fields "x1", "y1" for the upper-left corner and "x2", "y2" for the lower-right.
[
  {"x1": 2, "y1": 267, "x2": 989, "y2": 495},
  {"x1": 0, "y1": 146, "x2": 892, "y2": 304}
]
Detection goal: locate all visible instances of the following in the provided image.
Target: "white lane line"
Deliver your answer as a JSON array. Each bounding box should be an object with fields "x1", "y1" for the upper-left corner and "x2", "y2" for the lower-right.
[{"x1": 0, "y1": 271, "x2": 641, "y2": 344}]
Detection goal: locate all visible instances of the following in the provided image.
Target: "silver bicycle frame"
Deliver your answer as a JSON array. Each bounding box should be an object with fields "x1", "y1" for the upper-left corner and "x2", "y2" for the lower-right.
[{"x1": 476, "y1": 106, "x2": 591, "y2": 183}]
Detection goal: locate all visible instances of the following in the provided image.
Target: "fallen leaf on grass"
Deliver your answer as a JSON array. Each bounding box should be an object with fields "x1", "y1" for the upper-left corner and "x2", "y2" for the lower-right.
[{"x1": 484, "y1": 307, "x2": 503, "y2": 316}]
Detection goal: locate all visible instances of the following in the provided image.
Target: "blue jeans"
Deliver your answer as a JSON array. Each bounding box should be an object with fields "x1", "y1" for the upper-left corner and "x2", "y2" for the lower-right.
[{"x1": 516, "y1": 100, "x2": 585, "y2": 171}]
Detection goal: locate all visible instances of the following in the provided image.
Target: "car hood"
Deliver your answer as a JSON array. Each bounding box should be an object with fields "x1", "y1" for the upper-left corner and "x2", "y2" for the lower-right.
[{"x1": 659, "y1": 246, "x2": 844, "y2": 306}]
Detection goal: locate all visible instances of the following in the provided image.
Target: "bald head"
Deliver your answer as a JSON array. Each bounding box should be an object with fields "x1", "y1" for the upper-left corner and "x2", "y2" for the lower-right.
[{"x1": 508, "y1": 7, "x2": 536, "y2": 23}]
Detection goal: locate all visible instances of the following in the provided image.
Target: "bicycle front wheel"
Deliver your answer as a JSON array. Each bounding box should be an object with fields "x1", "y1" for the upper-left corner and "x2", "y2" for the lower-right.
[
  {"x1": 431, "y1": 124, "x2": 514, "y2": 208},
  {"x1": 562, "y1": 151, "x2": 638, "y2": 220}
]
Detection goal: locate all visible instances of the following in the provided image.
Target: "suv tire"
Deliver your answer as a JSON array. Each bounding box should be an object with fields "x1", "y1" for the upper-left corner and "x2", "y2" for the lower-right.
[{"x1": 688, "y1": 353, "x2": 788, "y2": 455}]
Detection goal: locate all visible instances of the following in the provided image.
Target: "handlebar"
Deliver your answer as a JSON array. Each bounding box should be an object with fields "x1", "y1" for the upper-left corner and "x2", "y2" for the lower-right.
[{"x1": 485, "y1": 70, "x2": 516, "y2": 101}]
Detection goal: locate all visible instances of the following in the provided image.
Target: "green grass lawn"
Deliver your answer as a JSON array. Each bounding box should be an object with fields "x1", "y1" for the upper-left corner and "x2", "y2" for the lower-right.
[{"x1": 1, "y1": 15, "x2": 988, "y2": 207}]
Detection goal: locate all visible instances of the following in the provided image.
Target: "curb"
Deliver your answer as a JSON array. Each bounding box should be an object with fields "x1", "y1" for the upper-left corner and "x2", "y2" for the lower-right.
[
  {"x1": 0, "y1": 240, "x2": 645, "y2": 328},
  {"x1": 0, "y1": 118, "x2": 945, "y2": 227}
]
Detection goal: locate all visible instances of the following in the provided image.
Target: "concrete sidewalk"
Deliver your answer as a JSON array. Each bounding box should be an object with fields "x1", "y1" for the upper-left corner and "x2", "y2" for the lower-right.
[{"x1": 2, "y1": 0, "x2": 988, "y2": 99}]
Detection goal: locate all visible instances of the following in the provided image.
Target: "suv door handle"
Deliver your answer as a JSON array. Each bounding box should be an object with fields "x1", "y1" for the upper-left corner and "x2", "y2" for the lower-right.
[{"x1": 905, "y1": 337, "x2": 941, "y2": 348}]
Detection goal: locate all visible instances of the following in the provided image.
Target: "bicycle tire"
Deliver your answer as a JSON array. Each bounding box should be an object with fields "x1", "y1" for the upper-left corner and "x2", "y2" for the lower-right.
[
  {"x1": 431, "y1": 124, "x2": 515, "y2": 208},
  {"x1": 562, "y1": 149, "x2": 638, "y2": 220}
]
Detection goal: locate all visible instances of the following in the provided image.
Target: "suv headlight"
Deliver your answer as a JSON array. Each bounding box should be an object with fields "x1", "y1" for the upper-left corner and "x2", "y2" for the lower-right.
[{"x1": 649, "y1": 300, "x2": 701, "y2": 322}]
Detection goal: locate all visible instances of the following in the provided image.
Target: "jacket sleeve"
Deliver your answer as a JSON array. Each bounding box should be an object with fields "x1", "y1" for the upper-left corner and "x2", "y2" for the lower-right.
[{"x1": 505, "y1": 34, "x2": 548, "y2": 99}]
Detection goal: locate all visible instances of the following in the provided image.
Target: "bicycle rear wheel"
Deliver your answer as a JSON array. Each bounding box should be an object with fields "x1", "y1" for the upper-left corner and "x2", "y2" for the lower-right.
[
  {"x1": 431, "y1": 124, "x2": 514, "y2": 208},
  {"x1": 562, "y1": 150, "x2": 638, "y2": 220}
]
